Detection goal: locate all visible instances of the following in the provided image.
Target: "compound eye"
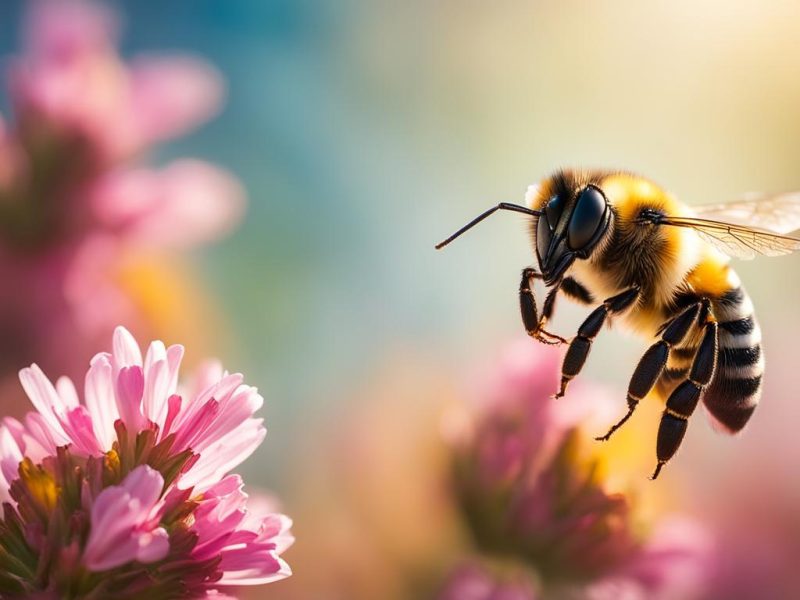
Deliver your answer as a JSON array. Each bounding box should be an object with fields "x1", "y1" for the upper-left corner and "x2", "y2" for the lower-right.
[
  {"x1": 544, "y1": 195, "x2": 564, "y2": 229},
  {"x1": 536, "y1": 213, "x2": 550, "y2": 259},
  {"x1": 568, "y1": 186, "x2": 607, "y2": 250}
]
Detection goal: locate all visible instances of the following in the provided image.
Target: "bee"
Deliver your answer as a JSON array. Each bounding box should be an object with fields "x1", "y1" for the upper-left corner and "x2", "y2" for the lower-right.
[{"x1": 436, "y1": 169, "x2": 800, "y2": 478}]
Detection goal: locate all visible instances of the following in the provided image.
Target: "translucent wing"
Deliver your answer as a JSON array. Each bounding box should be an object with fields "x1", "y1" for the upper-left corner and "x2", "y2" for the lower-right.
[
  {"x1": 654, "y1": 215, "x2": 800, "y2": 260},
  {"x1": 693, "y1": 192, "x2": 800, "y2": 234}
]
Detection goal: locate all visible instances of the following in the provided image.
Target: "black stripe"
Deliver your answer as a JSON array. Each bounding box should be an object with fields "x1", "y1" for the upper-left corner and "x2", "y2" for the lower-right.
[
  {"x1": 719, "y1": 316, "x2": 755, "y2": 336},
  {"x1": 662, "y1": 367, "x2": 688, "y2": 381},
  {"x1": 725, "y1": 375, "x2": 763, "y2": 397},
  {"x1": 672, "y1": 346, "x2": 696, "y2": 360},
  {"x1": 719, "y1": 287, "x2": 745, "y2": 307},
  {"x1": 561, "y1": 277, "x2": 594, "y2": 304},
  {"x1": 720, "y1": 345, "x2": 761, "y2": 368}
]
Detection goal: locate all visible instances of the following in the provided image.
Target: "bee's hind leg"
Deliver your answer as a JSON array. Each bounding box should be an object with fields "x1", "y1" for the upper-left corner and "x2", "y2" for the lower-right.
[
  {"x1": 556, "y1": 287, "x2": 640, "y2": 399},
  {"x1": 597, "y1": 300, "x2": 703, "y2": 442},
  {"x1": 519, "y1": 268, "x2": 567, "y2": 346},
  {"x1": 651, "y1": 303, "x2": 717, "y2": 480}
]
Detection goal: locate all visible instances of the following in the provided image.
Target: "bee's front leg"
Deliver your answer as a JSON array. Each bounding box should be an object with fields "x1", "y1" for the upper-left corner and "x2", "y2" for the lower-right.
[
  {"x1": 556, "y1": 287, "x2": 640, "y2": 398},
  {"x1": 519, "y1": 268, "x2": 567, "y2": 345}
]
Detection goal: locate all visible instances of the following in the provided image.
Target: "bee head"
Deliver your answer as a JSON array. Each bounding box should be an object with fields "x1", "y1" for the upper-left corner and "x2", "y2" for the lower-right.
[{"x1": 536, "y1": 184, "x2": 611, "y2": 285}]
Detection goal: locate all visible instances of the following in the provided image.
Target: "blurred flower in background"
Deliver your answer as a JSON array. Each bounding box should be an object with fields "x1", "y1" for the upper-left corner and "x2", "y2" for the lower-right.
[
  {"x1": 273, "y1": 340, "x2": 714, "y2": 599},
  {"x1": 437, "y1": 561, "x2": 539, "y2": 600},
  {"x1": 444, "y1": 341, "x2": 639, "y2": 588},
  {"x1": 440, "y1": 340, "x2": 714, "y2": 599},
  {"x1": 0, "y1": 326, "x2": 291, "y2": 597},
  {"x1": 0, "y1": 0, "x2": 244, "y2": 416}
]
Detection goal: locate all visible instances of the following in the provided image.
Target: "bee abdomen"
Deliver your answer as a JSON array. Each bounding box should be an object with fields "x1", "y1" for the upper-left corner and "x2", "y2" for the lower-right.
[{"x1": 702, "y1": 285, "x2": 763, "y2": 433}]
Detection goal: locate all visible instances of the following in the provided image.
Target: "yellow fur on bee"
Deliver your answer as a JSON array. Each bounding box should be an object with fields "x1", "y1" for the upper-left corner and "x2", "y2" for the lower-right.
[{"x1": 685, "y1": 251, "x2": 733, "y2": 300}]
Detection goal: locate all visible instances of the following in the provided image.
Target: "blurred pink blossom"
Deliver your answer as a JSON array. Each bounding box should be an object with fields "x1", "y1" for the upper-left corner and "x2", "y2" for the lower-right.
[
  {"x1": 447, "y1": 340, "x2": 639, "y2": 582},
  {"x1": 445, "y1": 339, "x2": 715, "y2": 598},
  {"x1": 0, "y1": 326, "x2": 292, "y2": 597},
  {"x1": 11, "y1": 0, "x2": 224, "y2": 161},
  {"x1": 438, "y1": 561, "x2": 540, "y2": 600},
  {"x1": 89, "y1": 160, "x2": 245, "y2": 248},
  {"x1": 0, "y1": 0, "x2": 244, "y2": 415}
]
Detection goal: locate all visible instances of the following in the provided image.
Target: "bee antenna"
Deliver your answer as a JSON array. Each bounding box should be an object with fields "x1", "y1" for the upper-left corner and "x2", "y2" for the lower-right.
[{"x1": 435, "y1": 203, "x2": 542, "y2": 250}]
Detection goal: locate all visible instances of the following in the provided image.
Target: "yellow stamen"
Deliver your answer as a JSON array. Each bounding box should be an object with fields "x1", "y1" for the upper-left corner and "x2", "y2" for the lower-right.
[{"x1": 18, "y1": 458, "x2": 59, "y2": 513}]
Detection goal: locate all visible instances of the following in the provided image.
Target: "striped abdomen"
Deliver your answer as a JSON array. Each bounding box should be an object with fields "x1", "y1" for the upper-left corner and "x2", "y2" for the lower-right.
[
  {"x1": 657, "y1": 281, "x2": 762, "y2": 433},
  {"x1": 703, "y1": 284, "x2": 763, "y2": 432}
]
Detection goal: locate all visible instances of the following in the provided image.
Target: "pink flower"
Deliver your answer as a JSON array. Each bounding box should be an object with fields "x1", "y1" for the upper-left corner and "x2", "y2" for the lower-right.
[
  {"x1": 448, "y1": 340, "x2": 639, "y2": 582},
  {"x1": 0, "y1": 327, "x2": 292, "y2": 597},
  {"x1": 0, "y1": 0, "x2": 244, "y2": 418},
  {"x1": 445, "y1": 339, "x2": 715, "y2": 597},
  {"x1": 12, "y1": 0, "x2": 224, "y2": 161}
]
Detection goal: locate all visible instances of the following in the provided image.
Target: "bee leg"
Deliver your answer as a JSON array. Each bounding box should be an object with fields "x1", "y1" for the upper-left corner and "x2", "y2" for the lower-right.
[
  {"x1": 556, "y1": 287, "x2": 640, "y2": 399},
  {"x1": 596, "y1": 300, "x2": 703, "y2": 441},
  {"x1": 652, "y1": 309, "x2": 718, "y2": 480},
  {"x1": 519, "y1": 268, "x2": 567, "y2": 345}
]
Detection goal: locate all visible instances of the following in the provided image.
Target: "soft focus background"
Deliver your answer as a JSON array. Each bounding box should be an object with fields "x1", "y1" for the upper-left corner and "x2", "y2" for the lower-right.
[{"x1": 2, "y1": 1, "x2": 800, "y2": 598}]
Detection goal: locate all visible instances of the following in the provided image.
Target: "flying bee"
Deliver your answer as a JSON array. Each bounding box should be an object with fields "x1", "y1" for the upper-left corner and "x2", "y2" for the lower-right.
[{"x1": 436, "y1": 169, "x2": 800, "y2": 478}]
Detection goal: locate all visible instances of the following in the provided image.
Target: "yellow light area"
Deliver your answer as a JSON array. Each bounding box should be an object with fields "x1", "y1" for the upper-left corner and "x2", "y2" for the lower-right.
[
  {"x1": 113, "y1": 251, "x2": 233, "y2": 367},
  {"x1": 577, "y1": 391, "x2": 680, "y2": 535}
]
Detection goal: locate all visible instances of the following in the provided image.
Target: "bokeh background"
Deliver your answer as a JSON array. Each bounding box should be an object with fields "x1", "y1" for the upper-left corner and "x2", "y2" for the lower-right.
[{"x1": 2, "y1": 1, "x2": 800, "y2": 598}]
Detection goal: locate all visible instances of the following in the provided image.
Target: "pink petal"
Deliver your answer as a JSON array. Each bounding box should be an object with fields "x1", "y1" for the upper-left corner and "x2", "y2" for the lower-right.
[
  {"x1": 0, "y1": 426, "x2": 23, "y2": 501},
  {"x1": 161, "y1": 394, "x2": 183, "y2": 439},
  {"x1": 112, "y1": 326, "x2": 143, "y2": 375},
  {"x1": 165, "y1": 345, "x2": 185, "y2": 399},
  {"x1": 142, "y1": 358, "x2": 167, "y2": 427},
  {"x1": 21, "y1": 412, "x2": 61, "y2": 459},
  {"x1": 61, "y1": 406, "x2": 103, "y2": 456},
  {"x1": 84, "y1": 353, "x2": 119, "y2": 449},
  {"x1": 173, "y1": 373, "x2": 243, "y2": 435},
  {"x1": 217, "y1": 550, "x2": 292, "y2": 586},
  {"x1": 144, "y1": 340, "x2": 167, "y2": 373},
  {"x1": 135, "y1": 527, "x2": 169, "y2": 563},
  {"x1": 91, "y1": 161, "x2": 245, "y2": 248},
  {"x1": 18, "y1": 364, "x2": 70, "y2": 444},
  {"x1": 55, "y1": 376, "x2": 80, "y2": 410},
  {"x1": 115, "y1": 366, "x2": 145, "y2": 431},
  {"x1": 256, "y1": 513, "x2": 295, "y2": 555},
  {"x1": 141, "y1": 342, "x2": 183, "y2": 428},
  {"x1": 129, "y1": 55, "x2": 224, "y2": 143},
  {"x1": 1, "y1": 418, "x2": 26, "y2": 452},
  {"x1": 84, "y1": 466, "x2": 168, "y2": 571},
  {"x1": 188, "y1": 385, "x2": 263, "y2": 455},
  {"x1": 173, "y1": 399, "x2": 220, "y2": 452},
  {"x1": 179, "y1": 420, "x2": 265, "y2": 491},
  {"x1": 120, "y1": 461, "x2": 164, "y2": 507}
]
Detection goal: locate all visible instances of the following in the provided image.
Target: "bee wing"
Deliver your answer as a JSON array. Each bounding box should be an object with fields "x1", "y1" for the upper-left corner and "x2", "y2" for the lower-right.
[
  {"x1": 656, "y1": 215, "x2": 800, "y2": 260},
  {"x1": 693, "y1": 192, "x2": 800, "y2": 235}
]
